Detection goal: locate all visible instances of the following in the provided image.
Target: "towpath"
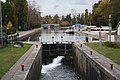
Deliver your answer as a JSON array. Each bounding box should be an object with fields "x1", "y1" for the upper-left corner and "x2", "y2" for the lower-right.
[{"x1": 81, "y1": 31, "x2": 120, "y2": 42}]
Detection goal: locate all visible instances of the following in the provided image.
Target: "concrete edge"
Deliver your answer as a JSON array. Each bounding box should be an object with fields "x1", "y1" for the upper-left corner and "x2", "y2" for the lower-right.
[
  {"x1": 2, "y1": 43, "x2": 42, "y2": 80},
  {"x1": 74, "y1": 43, "x2": 120, "y2": 80}
]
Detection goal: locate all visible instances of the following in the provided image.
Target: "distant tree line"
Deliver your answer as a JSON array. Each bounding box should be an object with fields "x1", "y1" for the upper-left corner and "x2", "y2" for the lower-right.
[
  {"x1": 42, "y1": 0, "x2": 120, "y2": 29},
  {"x1": 1, "y1": 0, "x2": 120, "y2": 34},
  {"x1": 41, "y1": 11, "x2": 92, "y2": 26}
]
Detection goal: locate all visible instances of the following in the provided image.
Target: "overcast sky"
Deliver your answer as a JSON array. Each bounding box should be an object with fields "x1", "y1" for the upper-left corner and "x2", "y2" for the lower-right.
[
  {"x1": 2, "y1": 0, "x2": 100, "y2": 16},
  {"x1": 28, "y1": 0, "x2": 100, "y2": 16}
]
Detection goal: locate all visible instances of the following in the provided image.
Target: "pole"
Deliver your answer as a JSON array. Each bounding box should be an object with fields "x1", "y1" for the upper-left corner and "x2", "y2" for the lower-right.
[
  {"x1": 109, "y1": 14, "x2": 112, "y2": 42},
  {"x1": 99, "y1": 27, "x2": 102, "y2": 47},
  {"x1": 0, "y1": 0, "x2": 3, "y2": 46}
]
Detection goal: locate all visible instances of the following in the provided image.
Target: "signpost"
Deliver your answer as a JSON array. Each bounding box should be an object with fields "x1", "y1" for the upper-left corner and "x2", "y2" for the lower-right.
[
  {"x1": 7, "y1": 21, "x2": 13, "y2": 29},
  {"x1": 109, "y1": 14, "x2": 112, "y2": 42}
]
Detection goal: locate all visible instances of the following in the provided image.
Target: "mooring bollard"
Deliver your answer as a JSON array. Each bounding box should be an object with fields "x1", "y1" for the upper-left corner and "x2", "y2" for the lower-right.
[
  {"x1": 80, "y1": 44, "x2": 82, "y2": 47},
  {"x1": 36, "y1": 45, "x2": 38, "y2": 48},
  {"x1": 90, "y1": 51, "x2": 92, "y2": 55},
  {"x1": 21, "y1": 64, "x2": 24, "y2": 71},
  {"x1": 41, "y1": 42, "x2": 43, "y2": 44},
  {"x1": 110, "y1": 64, "x2": 113, "y2": 70}
]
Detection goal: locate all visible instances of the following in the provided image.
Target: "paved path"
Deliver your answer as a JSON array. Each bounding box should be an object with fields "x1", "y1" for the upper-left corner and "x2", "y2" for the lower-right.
[
  {"x1": 81, "y1": 31, "x2": 120, "y2": 42},
  {"x1": 18, "y1": 28, "x2": 41, "y2": 38}
]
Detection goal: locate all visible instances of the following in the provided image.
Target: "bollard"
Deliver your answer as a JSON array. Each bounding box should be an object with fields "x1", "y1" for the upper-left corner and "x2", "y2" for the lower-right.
[
  {"x1": 80, "y1": 44, "x2": 82, "y2": 47},
  {"x1": 36, "y1": 45, "x2": 38, "y2": 48},
  {"x1": 90, "y1": 51, "x2": 92, "y2": 55},
  {"x1": 21, "y1": 64, "x2": 24, "y2": 71},
  {"x1": 56, "y1": 42, "x2": 59, "y2": 44},
  {"x1": 110, "y1": 64, "x2": 113, "y2": 70},
  {"x1": 41, "y1": 42, "x2": 43, "y2": 44}
]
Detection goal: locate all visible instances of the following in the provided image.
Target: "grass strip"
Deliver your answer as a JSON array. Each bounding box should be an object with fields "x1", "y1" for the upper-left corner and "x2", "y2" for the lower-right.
[
  {"x1": 85, "y1": 43, "x2": 120, "y2": 64},
  {"x1": 0, "y1": 44, "x2": 32, "y2": 79}
]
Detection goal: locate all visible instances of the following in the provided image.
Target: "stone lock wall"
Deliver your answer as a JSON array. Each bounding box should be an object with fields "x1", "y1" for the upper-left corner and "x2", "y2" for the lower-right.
[{"x1": 72, "y1": 43, "x2": 119, "y2": 80}]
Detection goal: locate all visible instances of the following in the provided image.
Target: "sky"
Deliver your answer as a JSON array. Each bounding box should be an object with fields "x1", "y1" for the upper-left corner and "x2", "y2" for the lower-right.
[
  {"x1": 2, "y1": 0, "x2": 100, "y2": 16},
  {"x1": 28, "y1": 0, "x2": 100, "y2": 16}
]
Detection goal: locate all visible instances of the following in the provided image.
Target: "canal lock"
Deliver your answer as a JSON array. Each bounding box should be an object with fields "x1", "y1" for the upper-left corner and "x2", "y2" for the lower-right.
[
  {"x1": 41, "y1": 42, "x2": 81, "y2": 80},
  {"x1": 42, "y1": 42, "x2": 74, "y2": 66}
]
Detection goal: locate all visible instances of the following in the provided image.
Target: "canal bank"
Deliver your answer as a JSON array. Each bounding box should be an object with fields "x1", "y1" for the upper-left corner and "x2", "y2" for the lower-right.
[
  {"x1": 2, "y1": 28, "x2": 42, "y2": 80},
  {"x1": 2, "y1": 29, "x2": 120, "y2": 80},
  {"x1": 2, "y1": 42, "x2": 120, "y2": 80},
  {"x1": 2, "y1": 43, "x2": 42, "y2": 80},
  {"x1": 17, "y1": 28, "x2": 41, "y2": 41},
  {"x1": 72, "y1": 43, "x2": 120, "y2": 80}
]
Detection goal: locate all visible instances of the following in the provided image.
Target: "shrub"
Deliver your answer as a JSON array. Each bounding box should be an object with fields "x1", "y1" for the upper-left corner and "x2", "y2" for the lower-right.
[{"x1": 102, "y1": 41, "x2": 120, "y2": 48}]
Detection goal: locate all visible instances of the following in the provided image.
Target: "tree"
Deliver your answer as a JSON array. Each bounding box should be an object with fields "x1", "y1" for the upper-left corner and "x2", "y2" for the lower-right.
[
  {"x1": 76, "y1": 14, "x2": 81, "y2": 24},
  {"x1": 28, "y1": 0, "x2": 41, "y2": 29},
  {"x1": 80, "y1": 13, "x2": 85, "y2": 25},
  {"x1": 15, "y1": 0, "x2": 29, "y2": 30},
  {"x1": 53, "y1": 14, "x2": 60, "y2": 24},
  {"x1": 84, "y1": 9, "x2": 89, "y2": 25},
  {"x1": 92, "y1": 0, "x2": 120, "y2": 29},
  {"x1": 110, "y1": 0, "x2": 120, "y2": 29}
]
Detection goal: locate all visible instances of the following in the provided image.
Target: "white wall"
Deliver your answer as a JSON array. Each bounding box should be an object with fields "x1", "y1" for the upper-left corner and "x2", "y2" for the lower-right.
[{"x1": 117, "y1": 25, "x2": 120, "y2": 35}]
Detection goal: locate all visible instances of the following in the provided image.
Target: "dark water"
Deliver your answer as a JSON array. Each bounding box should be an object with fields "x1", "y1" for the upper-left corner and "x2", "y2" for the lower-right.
[{"x1": 40, "y1": 56, "x2": 82, "y2": 80}]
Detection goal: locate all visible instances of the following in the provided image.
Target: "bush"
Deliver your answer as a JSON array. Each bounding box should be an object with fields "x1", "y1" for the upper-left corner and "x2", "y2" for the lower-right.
[
  {"x1": 6, "y1": 28, "x2": 16, "y2": 35},
  {"x1": 102, "y1": 41, "x2": 120, "y2": 48}
]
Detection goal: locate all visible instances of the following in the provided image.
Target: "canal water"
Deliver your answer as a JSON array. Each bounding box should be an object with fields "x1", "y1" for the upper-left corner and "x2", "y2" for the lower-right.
[
  {"x1": 40, "y1": 56, "x2": 82, "y2": 80},
  {"x1": 39, "y1": 30, "x2": 84, "y2": 80}
]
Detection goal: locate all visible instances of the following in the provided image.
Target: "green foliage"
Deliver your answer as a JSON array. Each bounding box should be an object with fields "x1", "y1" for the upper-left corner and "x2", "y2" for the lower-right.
[
  {"x1": 102, "y1": 41, "x2": 120, "y2": 48},
  {"x1": 92, "y1": 0, "x2": 120, "y2": 29},
  {"x1": 84, "y1": 9, "x2": 89, "y2": 25},
  {"x1": 2, "y1": 0, "x2": 29, "y2": 32},
  {"x1": 15, "y1": 0, "x2": 28, "y2": 30},
  {"x1": 7, "y1": 28, "x2": 16, "y2": 34}
]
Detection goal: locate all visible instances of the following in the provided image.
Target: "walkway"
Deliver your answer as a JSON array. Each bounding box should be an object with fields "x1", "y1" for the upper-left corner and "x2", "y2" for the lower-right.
[
  {"x1": 75, "y1": 43, "x2": 120, "y2": 79},
  {"x1": 81, "y1": 31, "x2": 120, "y2": 42},
  {"x1": 18, "y1": 28, "x2": 41, "y2": 39}
]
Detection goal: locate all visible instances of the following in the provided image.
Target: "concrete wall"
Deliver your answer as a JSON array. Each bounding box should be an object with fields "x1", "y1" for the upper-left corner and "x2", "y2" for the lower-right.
[
  {"x1": 2, "y1": 44, "x2": 42, "y2": 80},
  {"x1": 18, "y1": 28, "x2": 41, "y2": 41},
  {"x1": 72, "y1": 43, "x2": 120, "y2": 80},
  {"x1": 25, "y1": 44, "x2": 42, "y2": 80}
]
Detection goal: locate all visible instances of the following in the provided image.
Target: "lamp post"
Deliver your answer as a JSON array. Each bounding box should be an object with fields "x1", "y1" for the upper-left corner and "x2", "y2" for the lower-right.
[
  {"x1": 109, "y1": 14, "x2": 112, "y2": 42},
  {"x1": 99, "y1": 27, "x2": 102, "y2": 47},
  {"x1": 0, "y1": 0, "x2": 3, "y2": 46}
]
